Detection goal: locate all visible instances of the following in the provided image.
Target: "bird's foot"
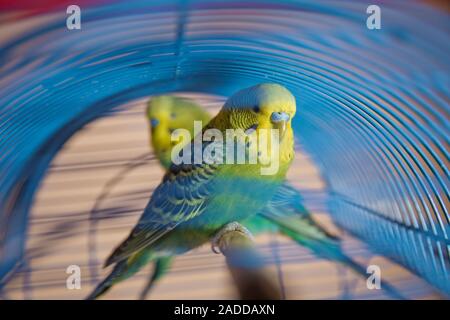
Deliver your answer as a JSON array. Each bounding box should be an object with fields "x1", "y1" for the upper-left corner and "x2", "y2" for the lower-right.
[{"x1": 211, "y1": 221, "x2": 254, "y2": 254}]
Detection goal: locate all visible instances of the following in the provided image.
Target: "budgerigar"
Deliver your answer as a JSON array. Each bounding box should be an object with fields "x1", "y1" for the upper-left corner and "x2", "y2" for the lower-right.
[
  {"x1": 142, "y1": 94, "x2": 406, "y2": 300},
  {"x1": 87, "y1": 83, "x2": 297, "y2": 299},
  {"x1": 147, "y1": 96, "x2": 212, "y2": 169}
]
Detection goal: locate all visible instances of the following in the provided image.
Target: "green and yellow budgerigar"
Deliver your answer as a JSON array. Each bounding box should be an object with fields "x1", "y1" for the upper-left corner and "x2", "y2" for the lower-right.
[
  {"x1": 147, "y1": 96, "x2": 212, "y2": 169},
  {"x1": 141, "y1": 93, "x2": 406, "y2": 300},
  {"x1": 88, "y1": 83, "x2": 297, "y2": 299}
]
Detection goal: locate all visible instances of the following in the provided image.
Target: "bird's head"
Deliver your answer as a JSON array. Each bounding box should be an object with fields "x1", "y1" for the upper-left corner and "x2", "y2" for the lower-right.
[
  {"x1": 146, "y1": 95, "x2": 212, "y2": 169},
  {"x1": 146, "y1": 96, "x2": 174, "y2": 131},
  {"x1": 146, "y1": 96, "x2": 182, "y2": 168},
  {"x1": 224, "y1": 83, "x2": 296, "y2": 140}
]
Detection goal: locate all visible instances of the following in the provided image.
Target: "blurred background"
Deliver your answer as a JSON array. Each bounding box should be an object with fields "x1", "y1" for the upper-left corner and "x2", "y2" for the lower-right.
[{"x1": 0, "y1": 0, "x2": 448, "y2": 299}]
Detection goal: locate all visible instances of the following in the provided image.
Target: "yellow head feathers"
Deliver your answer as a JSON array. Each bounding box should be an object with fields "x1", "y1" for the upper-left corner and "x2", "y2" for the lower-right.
[
  {"x1": 209, "y1": 83, "x2": 296, "y2": 166},
  {"x1": 146, "y1": 96, "x2": 211, "y2": 169}
]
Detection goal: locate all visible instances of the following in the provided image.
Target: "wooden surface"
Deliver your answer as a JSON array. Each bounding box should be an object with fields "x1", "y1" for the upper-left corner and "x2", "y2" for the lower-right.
[{"x1": 1, "y1": 94, "x2": 443, "y2": 300}]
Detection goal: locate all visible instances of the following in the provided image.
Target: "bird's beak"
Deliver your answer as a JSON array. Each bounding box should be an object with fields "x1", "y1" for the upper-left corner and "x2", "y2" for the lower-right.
[
  {"x1": 270, "y1": 112, "x2": 290, "y2": 139},
  {"x1": 150, "y1": 118, "x2": 159, "y2": 128}
]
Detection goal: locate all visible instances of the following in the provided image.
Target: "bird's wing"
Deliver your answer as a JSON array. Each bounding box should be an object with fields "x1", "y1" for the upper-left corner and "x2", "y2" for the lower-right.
[
  {"x1": 105, "y1": 161, "x2": 218, "y2": 266},
  {"x1": 259, "y1": 182, "x2": 340, "y2": 242}
]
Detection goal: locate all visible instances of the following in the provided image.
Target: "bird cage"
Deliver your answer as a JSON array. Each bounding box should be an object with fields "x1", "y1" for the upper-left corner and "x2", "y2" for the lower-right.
[{"x1": 0, "y1": 0, "x2": 448, "y2": 299}]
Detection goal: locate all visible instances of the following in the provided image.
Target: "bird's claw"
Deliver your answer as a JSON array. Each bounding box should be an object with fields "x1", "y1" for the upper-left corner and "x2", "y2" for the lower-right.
[{"x1": 211, "y1": 221, "x2": 254, "y2": 254}]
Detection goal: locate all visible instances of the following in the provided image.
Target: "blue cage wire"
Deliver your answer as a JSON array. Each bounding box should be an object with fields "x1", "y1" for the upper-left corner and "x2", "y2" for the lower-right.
[{"x1": 0, "y1": 0, "x2": 448, "y2": 298}]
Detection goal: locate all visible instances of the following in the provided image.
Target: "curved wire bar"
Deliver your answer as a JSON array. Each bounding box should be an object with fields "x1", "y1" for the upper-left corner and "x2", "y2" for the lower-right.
[{"x1": 0, "y1": 0, "x2": 448, "y2": 295}]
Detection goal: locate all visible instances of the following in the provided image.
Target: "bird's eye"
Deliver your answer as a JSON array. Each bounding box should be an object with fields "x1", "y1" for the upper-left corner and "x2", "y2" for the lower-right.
[
  {"x1": 252, "y1": 105, "x2": 260, "y2": 113},
  {"x1": 150, "y1": 118, "x2": 159, "y2": 128}
]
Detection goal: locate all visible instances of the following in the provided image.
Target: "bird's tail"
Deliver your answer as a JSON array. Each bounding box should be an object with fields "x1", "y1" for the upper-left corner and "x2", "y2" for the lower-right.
[
  {"x1": 87, "y1": 249, "x2": 154, "y2": 300},
  {"x1": 139, "y1": 256, "x2": 173, "y2": 300},
  {"x1": 86, "y1": 261, "x2": 125, "y2": 300},
  {"x1": 280, "y1": 226, "x2": 407, "y2": 299}
]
